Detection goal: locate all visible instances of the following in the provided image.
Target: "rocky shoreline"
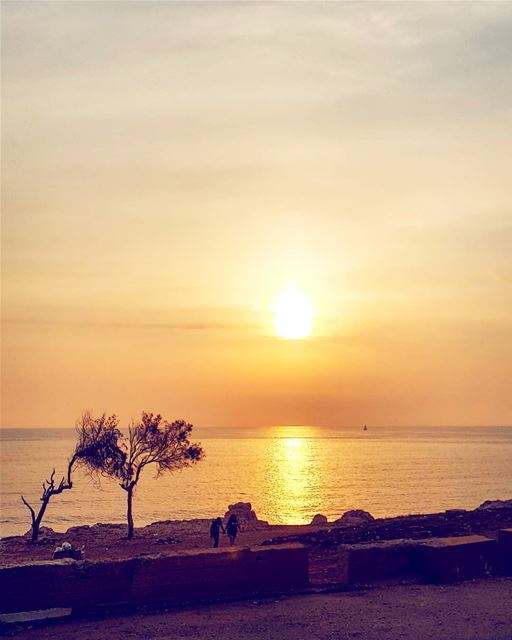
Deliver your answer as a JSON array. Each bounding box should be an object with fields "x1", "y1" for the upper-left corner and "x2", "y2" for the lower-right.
[
  {"x1": 264, "y1": 499, "x2": 512, "y2": 548},
  {"x1": 2, "y1": 499, "x2": 512, "y2": 574}
]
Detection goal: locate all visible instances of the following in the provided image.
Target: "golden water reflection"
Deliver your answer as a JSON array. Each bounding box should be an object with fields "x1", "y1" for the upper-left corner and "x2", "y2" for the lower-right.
[
  {"x1": 4, "y1": 427, "x2": 512, "y2": 535},
  {"x1": 262, "y1": 426, "x2": 323, "y2": 524}
]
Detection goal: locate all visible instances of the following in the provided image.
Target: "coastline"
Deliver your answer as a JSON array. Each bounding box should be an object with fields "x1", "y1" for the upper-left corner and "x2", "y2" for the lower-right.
[
  {"x1": 3, "y1": 425, "x2": 512, "y2": 541},
  {"x1": 2, "y1": 499, "x2": 512, "y2": 582}
]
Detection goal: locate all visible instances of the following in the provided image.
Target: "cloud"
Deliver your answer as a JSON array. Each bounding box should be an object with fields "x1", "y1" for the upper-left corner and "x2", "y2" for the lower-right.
[
  {"x1": 1, "y1": 304, "x2": 261, "y2": 332},
  {"x1": 2, "y1": 1, "x2": 511, "y2": 426}
]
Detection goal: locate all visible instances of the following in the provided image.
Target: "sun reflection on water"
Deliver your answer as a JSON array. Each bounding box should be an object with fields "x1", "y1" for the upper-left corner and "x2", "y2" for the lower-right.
[{"x1": 262, "y1": 427, "x2": 322, "y2": 524}]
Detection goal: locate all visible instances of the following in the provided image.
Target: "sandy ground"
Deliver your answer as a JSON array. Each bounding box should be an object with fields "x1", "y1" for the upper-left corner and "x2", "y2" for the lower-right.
[{"x1": 11, "y1": 578, "x2": 512, "y2": 640}]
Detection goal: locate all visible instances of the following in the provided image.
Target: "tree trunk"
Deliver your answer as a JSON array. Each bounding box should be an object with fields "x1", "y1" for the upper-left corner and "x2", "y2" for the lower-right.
[
  {"x1": 127, "y1": 487, "x2": 134, "y2": 539},
  {"x1": 31, "y1": 519, "x2": 40, "y2": 544},
  {"x1": 31, "y1": 498, "x2": 50, "y2": 543},
  {"x1": 30, "y1": 517, "x2": 38, "y2": 544}
]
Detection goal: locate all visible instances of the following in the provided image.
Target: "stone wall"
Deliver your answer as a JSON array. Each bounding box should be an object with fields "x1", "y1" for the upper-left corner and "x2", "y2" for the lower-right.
[
  {"x1": 339, "y1": 539, "x2": 422, "y2": 583},
  {"x1": 339, "y1": 535, "x2": 503, "y2": 584},
  {"x1": 498, "y1": 529, "x2": 512, "y2": 574},
  {"x1": 421, "y1": 535, "x2": 498, "y2": 583},
  {"x1": 0, "y1": 544, "x2": 308, "y2": 615}
]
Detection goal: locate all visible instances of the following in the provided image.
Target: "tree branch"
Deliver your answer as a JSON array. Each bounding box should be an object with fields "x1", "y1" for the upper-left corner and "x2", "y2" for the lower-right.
[{"x1": 21, "y1": 495, "x2": 36, "y2": 522}]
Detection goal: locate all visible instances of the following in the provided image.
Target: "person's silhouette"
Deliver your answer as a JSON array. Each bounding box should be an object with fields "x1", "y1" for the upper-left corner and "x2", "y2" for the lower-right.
[
  {"x1": 210, "y1": 517, "x2": 225, "y2": 548},
  {"x1": 226, "y1": 514, "x2": 242, "y2": 546}
]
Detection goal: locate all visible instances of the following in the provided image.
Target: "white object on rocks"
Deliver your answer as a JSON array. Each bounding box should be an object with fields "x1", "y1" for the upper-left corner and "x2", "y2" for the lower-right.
[{"x1": 53, "y1": 542, "x2": 83, "y2": 560}]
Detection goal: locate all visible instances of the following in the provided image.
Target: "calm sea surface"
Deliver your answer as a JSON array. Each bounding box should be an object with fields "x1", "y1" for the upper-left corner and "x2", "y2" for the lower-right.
[{"x1": 1, "y1": 426, "x2": 511, "y2": 538}]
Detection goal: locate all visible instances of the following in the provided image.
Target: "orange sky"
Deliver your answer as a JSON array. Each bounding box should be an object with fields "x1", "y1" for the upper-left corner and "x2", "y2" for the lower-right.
[{"x1": 2, "y1": 2, "x2": 511, "y2": 428}]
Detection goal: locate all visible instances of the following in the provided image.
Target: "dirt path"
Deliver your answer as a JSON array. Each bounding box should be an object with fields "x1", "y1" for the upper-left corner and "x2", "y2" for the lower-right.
[{"x1": 12, "y1": 578, "x2": 512, "y2": 640}]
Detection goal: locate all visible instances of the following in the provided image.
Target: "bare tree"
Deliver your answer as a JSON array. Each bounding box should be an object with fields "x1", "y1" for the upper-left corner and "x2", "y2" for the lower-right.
[
  {"x1": 21, "y1": 465, "x2": 75, "y2": 544},
  {"x1": 80, "y1": 412, "x2": 204, "y2": 539},
  {"x1": 21, "y1": 412, "x2": 123, "y2": 543}
]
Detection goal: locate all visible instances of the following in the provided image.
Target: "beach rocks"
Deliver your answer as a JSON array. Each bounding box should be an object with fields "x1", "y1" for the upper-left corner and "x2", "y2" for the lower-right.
[
  {"x1": 24, "y1": 526, "x2": 55, "y2": 538},
  {"x1": 225, "y1": 502, "x2": 259, "y2": 524},
  {"x1": 335, "y1": 510, "x2": 375, "y2": 528},
  {"x1": 23, "y1": 527, "x2": 57, "y2": 544},
  {"x1": 477, "y1": 499, "x2": 512, "y2": 510},
  {"x1": 154, "y1": 536, "x2": 180, "y2": 545},
  {"x1": 311, "y1": 514, "x2": 328, "y2": 525},
  {"x1": 67, "y1": 525, "x2": 91, "y2": 534},
  {"x1": 90, "y1": 523, "x2": 124, "y2": 530}
]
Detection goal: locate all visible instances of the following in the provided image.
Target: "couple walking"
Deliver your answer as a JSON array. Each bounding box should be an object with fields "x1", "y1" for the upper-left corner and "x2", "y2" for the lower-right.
[{"x1": 210, "y1": 514, "x2": 242, "y2": 548}]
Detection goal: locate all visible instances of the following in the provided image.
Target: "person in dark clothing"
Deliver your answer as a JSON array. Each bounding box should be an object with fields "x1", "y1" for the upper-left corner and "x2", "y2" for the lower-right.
[
  {"x1": 210, "y1": 517, "x2": 225, "y2": 548},
  {"x1": 226, "y1": 514, "x2": 242, "y2": 546}
]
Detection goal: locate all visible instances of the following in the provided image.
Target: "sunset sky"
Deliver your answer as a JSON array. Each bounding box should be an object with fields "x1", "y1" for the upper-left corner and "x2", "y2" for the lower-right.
[{"x1": 2, "y1": 1, "x2": 511, "y2": 428}]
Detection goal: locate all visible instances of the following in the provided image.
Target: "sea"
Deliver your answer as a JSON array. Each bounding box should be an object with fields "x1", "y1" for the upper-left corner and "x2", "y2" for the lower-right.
[{"x1": 1, "y1": 426, "x2": 511, "y2": 538}]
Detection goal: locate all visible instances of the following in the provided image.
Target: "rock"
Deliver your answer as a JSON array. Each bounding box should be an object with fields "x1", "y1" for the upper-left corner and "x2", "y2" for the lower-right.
[
  {"x1": 225, "y1": 502, "x2": 257, "y2": 521},
  {"x1": 154, "y1": 536, "x2": 180, "y2": 545},
  {"x1": 23, "y1": 527, "x2": 58, "y2": 545},
  {"x1": 66, "y1": 525, "x2": 91, "y2": 534},
  {"x1": 477, "y1": 499, "x2": 512, "y2": 510},
  {"x1": 311, "y1": 514, "x2": 328, "y2": 525},
  {"x1": 23, "y1": 526, "x2": 56, "y2": 539},
  {"x1": 224, "y1": 502, "x2": 267, "y2": 526},
  {"x1": 335, "y1": 509, "x2": 374, "y2": 528}
]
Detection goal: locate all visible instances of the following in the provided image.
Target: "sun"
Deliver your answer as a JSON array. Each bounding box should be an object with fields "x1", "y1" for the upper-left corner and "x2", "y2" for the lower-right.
[{"x1": 273, "y1": 287, "x2": 315, "y2": 340}]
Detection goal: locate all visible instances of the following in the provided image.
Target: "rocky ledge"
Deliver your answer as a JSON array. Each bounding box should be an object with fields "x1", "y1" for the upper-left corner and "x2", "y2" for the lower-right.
[{"x1": 263, "y1": 499, "x2": 512, "y2": 548}]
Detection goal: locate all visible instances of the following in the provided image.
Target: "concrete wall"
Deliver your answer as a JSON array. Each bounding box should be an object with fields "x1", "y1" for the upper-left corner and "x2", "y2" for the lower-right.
[
  {"x1": 420, "y1": 535, "x2": 498, "y2": 583},
  {"x1": 339, "y1": 540, "x2": 422, "y2": 584},
  {"x1": 498, "y1": 529, "x2": 512, "y2": 574},
  {"x1": 339, "y1": 535, "x2": 500, "y2": 584},
  {"x1": 0, "y1": 544, "x2": 308, "y2": 615}
]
